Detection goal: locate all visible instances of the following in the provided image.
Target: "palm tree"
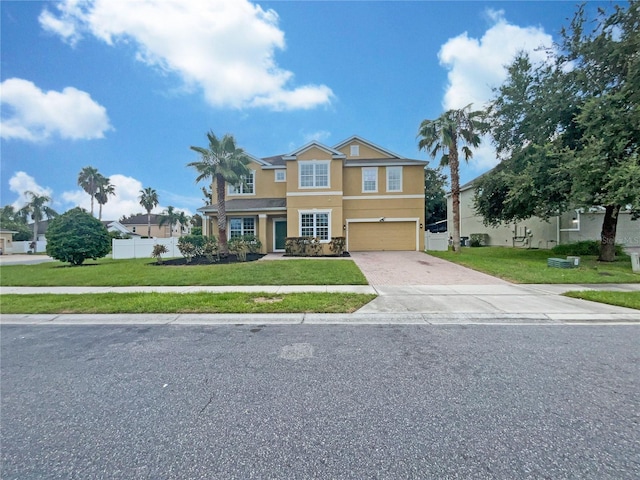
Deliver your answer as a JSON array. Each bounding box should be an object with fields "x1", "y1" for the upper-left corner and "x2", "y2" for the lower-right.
[
  {"x1": 19, "y1": 191, "x2": 58, "y2": 252},
  {"x1": 77, "y1": 166, "x2": 101, "y2": 217},
  {"x1": 418, "y1": 105, "x2": 484, "y2": 252},
  {"x1": 188, "y1": 131, "x2": 251, "y2": 256},
  {"x1": 139, "y1": 187, "x2": 159, "y2": 238},
  {"x1": 177, "y1": 211, "x2": 190, "y2": 236},
  {"x1": 95, "y1": 175, "x2": 116, "y2": 221},
  {"x1": 158, "y1": 205, "x2": 180, "y2": 237}
]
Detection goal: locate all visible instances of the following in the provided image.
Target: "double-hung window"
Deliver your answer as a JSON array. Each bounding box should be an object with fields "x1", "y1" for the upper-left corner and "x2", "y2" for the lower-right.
[
  {"x1": 362, "y1": 167, "x2": 378, "y2": 192},
  {"x1": 229, "y1": 217, "x2": 255, "y2": 238},
  {"x1": 299, "y1": 161, "x2": 329, "y2": 188},
  {"x1": 300, "y1": 212, "x2": 330, "y2": 241},
  {"x1": 386, "y1": 166, "x2": 402, "y2": 192},
  {"x1": 228, "y1": 171, "x2": 255, "y2": 195}
]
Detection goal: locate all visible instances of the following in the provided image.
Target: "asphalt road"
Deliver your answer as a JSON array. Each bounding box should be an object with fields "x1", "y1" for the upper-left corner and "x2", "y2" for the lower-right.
[{"x1": 2, "y1": 324, "x2": 639, "y2": 479}]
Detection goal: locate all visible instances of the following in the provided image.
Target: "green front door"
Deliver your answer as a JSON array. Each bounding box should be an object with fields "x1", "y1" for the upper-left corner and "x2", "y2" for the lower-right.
[{"x1": 275, "y1": 221, "x2": 287, "y2": 251}]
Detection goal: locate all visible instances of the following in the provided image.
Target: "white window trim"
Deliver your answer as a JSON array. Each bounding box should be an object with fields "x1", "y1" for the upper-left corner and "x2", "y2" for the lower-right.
[
  {"x1": 362, "y1": 167, "x2": 378, "y2": 193},
  {"x1": 274, "y1": 169, "x2": 286, "y2": 182},
  {"x1": 228, "y1": 170, "x2": 256, "y2": 196},
  {"x1": 350, "y1": 145, "x2": 360, "y2": 156},
  {"x1": 386, "y1": 166, "x2": 403, "y2": 192},
  {"x1": 228, "y1": 216, "x2": 256, "y2": 239},
  {"x1": 298, "y1": 209, "x2": 332, "y2": 242},
  {"x1": 298, "y1": 160, "x2": 330, "y2": 189}
]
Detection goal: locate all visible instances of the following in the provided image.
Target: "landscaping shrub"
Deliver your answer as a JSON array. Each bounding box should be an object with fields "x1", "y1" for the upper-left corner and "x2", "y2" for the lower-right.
[
  {"x1": 329, "y1": 237, "x2": 346, "y2": 256},
  {"x1": 46, "y1": 207, "x2": 111, "y2": 265},
  {"x1": 151, "y1": 244, "x2": 169, "y2": 264},
  {"x1": 469, "y1": 233, "x2": 488, "y2": 247},
  {"x1": 177, "y1": 234, "x2": 206, "y2": 262},
  {"x1": 552, "y1": 241, "x2": 624, "y2": 257}
]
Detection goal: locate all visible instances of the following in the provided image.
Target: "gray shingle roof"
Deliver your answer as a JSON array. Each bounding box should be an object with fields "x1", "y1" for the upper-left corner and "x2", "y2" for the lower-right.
[{"x1": 199, "y1": 198, "x2": 286, "y2": 213}]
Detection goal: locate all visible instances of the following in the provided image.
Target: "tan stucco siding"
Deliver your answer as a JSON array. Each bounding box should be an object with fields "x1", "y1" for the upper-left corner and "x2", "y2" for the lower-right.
[
  {"x1": 337, "y1": 141, "x2": 388, "y2": 159},
  {"x1": 343, "y1": 164, "x2": 424, "y2": 196},
  {"x1": 348, "y1": 221, "x2": 417, "y2": 251}
]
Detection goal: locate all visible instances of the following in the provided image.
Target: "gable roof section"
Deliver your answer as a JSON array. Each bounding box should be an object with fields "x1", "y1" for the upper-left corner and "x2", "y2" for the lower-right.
[
  {"x1": 282, "y1": 141, "x2": 346, "y2": 160},
  {"x1": 333, "y1": 135, "x2": 403, "y2": 159},
  {"x1": 121, "y1": 213, "x2": 163, "y2": 225}
]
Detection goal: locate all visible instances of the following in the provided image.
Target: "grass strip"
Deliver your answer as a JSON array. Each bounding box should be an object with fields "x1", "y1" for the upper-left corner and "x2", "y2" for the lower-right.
[
  {"x1": 563, "y1": 291, "x2": 640, "y2": 310},
  {"x1": 0, "y1": 258, "x2": 368, "y2": 287},
  {"x1": 0, "y1": 292, "x2": 377, "y2": 314},
  {"x1": 427, "y1": 247, "x2": 639, "y2": 284}
]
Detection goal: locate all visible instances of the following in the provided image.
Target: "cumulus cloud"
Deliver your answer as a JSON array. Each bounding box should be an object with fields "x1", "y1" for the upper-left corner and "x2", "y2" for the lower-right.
[
  {"x1": 438, "y1": 9, "x2": 554, "y2": 173},
  {"x1": 302, "y1": 130, "x2": 331, "y2": 144},
  {"x1": 9, "y1": 172, "x2": 54, "y2": 210},
  {"x1": 439, "y1": 9, "x2": 553, "y2": 111},
  {"x1": 39, "y1": 0, "x2": 334, "y2": 111},
  {"x1": 0, "y1": 78, "x2": 112, "y2": 142}
]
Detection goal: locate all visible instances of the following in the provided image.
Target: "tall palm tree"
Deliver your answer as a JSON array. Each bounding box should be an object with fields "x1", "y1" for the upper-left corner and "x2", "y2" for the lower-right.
[
  {"x1": 95, "y1": 175, "x2": 116, "y2": 221},
  {"x1": 177, "y1": 211, "x2": 190, "y2": 236},
  {"x1": 139, "y1": 187, "x2": 159, "y2": 238},
  {"x1": 19, "y1": 191, "x2": 58, "y2": 252},
  {"x1": 188, "y1": 131, "x2": 251, "y2": 256},
  {"x1": 77, "y1": 166, "x2": 101, "y2": 217},
  {"x1": 418, "y1": 105, "x2": 483, "y2": 252},
  {"x1": 158, "y1": 205, "x2": 180, "y2": 237}
]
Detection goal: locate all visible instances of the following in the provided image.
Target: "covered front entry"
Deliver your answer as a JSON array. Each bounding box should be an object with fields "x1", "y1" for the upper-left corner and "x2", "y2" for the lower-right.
[{"x1": 347, "y1": 220, "x2": 417, "y2": 251}]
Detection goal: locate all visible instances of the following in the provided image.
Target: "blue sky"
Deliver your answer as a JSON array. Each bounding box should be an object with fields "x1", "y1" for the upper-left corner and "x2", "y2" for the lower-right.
[{"x1": 1, "y1": 0, "x2": 614, "y2": 220}]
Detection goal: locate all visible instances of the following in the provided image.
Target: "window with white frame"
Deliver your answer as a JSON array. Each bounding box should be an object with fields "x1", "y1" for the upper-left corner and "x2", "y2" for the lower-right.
[
  {"x1": 300, "y1": 212, "x2": 330, "y2": 240},
  {"x1": 228, "y1": 171, "x2": 255, "y2": 195},
  {"x1": 362, "y1": 167, "x2": 378, "y2": 192},
  {"x1": 299, "y1": 161, "x2": 329, "y2": 188},
  {"x1": 350, "y1": 145, "x2": 360, "y2": 156},
  {"x1": 229, "y1": 217, "x2": 255, "y2": 238},
  {"x1": 386, "y1": 166, "x2": 403, "y2": 192},
  {"x1": 275, "y1": 169, "x2": 286, "y2": 182}
]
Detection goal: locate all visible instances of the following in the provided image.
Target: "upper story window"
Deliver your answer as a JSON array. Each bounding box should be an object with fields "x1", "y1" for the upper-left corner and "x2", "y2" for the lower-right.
[
  {"x1": 299, "y1": 161, "x2": 329, "y2": 188},
  {"x1": 228, "y1": 170, "x2": 255, "y2": 195},
  {"x1": 275, "y1": 169, "x2": 286, "y2": 182},
  {"x1": 350, "y1": 145, "x2": 360, "y2": 156},
  {"x1": 362, "y1": 167, "x2": 378, "y2": 192},
  {"x1": 386, "y1": 166, "x2": 402, "y2": 192}
]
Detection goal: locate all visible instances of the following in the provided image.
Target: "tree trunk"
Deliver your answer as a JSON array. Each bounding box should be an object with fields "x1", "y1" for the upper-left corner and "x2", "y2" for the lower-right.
[
  {"x1": 599, "y1": 204, "x2": 620, "y2": 262},
  {"x1": 216, "y1": 174, "x2": 229, "y2": 256},
  {"x1": 449, "y1": 137, "x2": 461, "y2": 253},
  {"x1": 32, "y1": 219, "x2": 38, "y2": 253},
  {"x1": 147, "y1": 212, "x2": 151, "y2": 238},
  {"x1": 99, "y1": 203, "x2": 103, "y2": 221}
]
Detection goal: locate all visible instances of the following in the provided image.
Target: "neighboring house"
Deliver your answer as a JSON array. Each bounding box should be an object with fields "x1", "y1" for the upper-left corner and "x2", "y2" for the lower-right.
[
  {"x1": 448, "y1": 177, "x2": 640, "y2": 249},
  {"x1": 120, "y1": 214, "x2": 189, "y2": 238},
  {"x1": 198, "y1": 136, "x2": 427, "y2": 253},
  {"x1": 101, "y1": 220, "x2": 140, "y2": 238},
  {"x1": 0, "y1": 229, "x2": 17, "y2": 255}
]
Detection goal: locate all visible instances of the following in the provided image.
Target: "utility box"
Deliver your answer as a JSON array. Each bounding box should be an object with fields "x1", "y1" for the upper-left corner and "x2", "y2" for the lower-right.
[
  {"x1": 631, "y1": 253, "x2": 640, "y2": 273},
  {"x1": 567, "y1": 256, "x2": 580, "y2": 267}
]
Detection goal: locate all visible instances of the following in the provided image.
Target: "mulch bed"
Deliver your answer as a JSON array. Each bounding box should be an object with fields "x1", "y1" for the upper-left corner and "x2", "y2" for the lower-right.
[{"x1": 156, "y1": 253, "x2": 265, "y2": 266}]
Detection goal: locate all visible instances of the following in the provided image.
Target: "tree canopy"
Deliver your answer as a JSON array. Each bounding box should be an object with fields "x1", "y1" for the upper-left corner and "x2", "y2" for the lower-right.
[
  {"x1": 475, "y1": 2, "x2": 639, "y2": 261},
  {"x1": 46, "y1": 207, "x2": 110, "y2": 265}
]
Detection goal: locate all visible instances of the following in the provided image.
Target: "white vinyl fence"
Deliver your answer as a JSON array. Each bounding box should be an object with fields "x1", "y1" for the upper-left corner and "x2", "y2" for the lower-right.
[
  {"x1": 112, "y1": 237, "x2": 183, "y2": 259},
  {"x1": 425, "y1": 231, "x2": 449, "y2": 251},
  {"x1": 10, "y1": 240, "x2": 48, "y2": 254}
]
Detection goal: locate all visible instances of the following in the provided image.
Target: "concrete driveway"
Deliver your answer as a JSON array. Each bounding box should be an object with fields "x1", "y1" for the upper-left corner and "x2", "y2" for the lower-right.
[
  {"x1": 349, "y1": 251, "x2": 508, "y2": 286},
  {"x1": 0, "y1": 254, "x2": 56, "y2": 266}
]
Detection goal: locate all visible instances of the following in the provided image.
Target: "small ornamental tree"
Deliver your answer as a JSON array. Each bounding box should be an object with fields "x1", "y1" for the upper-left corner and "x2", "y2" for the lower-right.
[{"x1": 46, "y1": 207, "x2": 111, "y2": 265}]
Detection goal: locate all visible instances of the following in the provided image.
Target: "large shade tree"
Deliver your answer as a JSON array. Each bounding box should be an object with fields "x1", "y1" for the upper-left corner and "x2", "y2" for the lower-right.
[
  {"x1": 19, "y1": 191, "x2": 58, "y2": 252},
  {"x1": 95, "y1": 175, "x2": 115, "y2": 221},
  {"x1": 188, "y1": 131, "x2": 251, "y2": 256},
  {"x1": 475, "y1": 2, "x2": 640, "y2": 261},
  {"x1": 138, "y1": 187, "x2": 159, "y2": 238},
  {"x1": 77, "y1": 166, "x2": 101, "y2": 217},
  {"x1": 418, "y1": 105, "x2": 484, "y2": 252}
]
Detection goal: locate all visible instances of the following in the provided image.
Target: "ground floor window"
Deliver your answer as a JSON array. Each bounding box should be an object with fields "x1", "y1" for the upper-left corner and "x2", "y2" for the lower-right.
[
  {"x1": 229, "y1": 217, "x2": 255, "y2": 238},
  {"x1": 300, "y1": 212, "x2": 329, "y2": 240}
]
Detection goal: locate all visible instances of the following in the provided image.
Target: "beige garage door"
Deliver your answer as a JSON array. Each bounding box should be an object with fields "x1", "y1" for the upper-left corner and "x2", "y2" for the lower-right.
[{"x1": 348, "y1": 221, "x2": 416, "y2": 251}]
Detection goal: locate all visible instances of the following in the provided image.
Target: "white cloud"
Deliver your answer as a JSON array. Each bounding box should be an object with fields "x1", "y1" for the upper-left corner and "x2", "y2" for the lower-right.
[
  {"x1": 438, "y1": 9, "x2": 554, "y2": 171},
  {"x1": 9, "y1": 172, "x2": 54, "y2": 210},
  {"x1": 439, "y1": 9, "x2": 553, "y2": 111},
  {"x1": 302, "y1": 130, "x2": 331, "y2": 144},
  {"x1": 39, "y1": 0, "x2": 334, "y2": 111},
  {"x1": 0, "y1": 78, "x2": 112, "y2": 142}
]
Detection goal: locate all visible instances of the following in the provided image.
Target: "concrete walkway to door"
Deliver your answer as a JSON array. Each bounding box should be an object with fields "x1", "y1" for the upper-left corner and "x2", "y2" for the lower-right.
[{"x1": 349, "y1": 251, "x2": 509, "y2": 286}]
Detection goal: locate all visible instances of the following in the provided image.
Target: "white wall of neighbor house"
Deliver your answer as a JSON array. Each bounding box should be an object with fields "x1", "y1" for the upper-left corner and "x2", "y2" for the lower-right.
[{"x1": 449, "y1": 188, "x2": 640, "y2": 249}]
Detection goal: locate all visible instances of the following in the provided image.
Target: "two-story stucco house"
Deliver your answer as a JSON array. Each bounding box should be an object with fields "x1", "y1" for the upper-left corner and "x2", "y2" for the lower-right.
[{"x1": 198, "y1": 136, "x2": 427, "y2": 253}]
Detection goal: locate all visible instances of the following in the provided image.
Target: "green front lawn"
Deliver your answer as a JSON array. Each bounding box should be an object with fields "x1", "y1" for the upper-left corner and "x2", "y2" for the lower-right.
[
  {"x1": 0, "y1": 292, "x2": 376, "y2": 314},
  {"x1": 563, "y1": 291, "x2": 640, "y2": 310},
  {"x1": 428, "y1": 247, "x2": 639, "y2": 284},
  {"x1": 0, "y1": 258, "x2": 368, "y2": 287}
]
